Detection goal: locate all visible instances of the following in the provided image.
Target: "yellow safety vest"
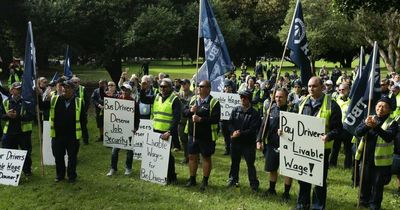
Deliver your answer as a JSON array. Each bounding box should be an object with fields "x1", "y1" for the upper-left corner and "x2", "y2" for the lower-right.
[
  {"x1": 2, "y1": 99, "x2": 32, "y2": 133},
  {"x1": 252, "y1": 89, "x2": 260, "y2": 111},
  {"x1": 152, "y1": 94, "x2": 177, "y2": 132},
  {"x1": 49, "y1": 95, "x2": 82, "y2": 139},
  {"x1": 355, "y1": 117, "x2": 395, "y2": 166},
  {"x1": 390, "y1": 94, "x2": 400, "y2": 121},
  {"x1": 8, "y1": 74, "x2": 20, "y2": 88},
  {"x1": 298, "y1": 94, "x2": 334, "y2": 149},
  {"x1": 335, "y1": 96, "x2": 351, "y2": 122},
  {"x1": 184, "y1": 96, "x2": 219, "y2": 141}
]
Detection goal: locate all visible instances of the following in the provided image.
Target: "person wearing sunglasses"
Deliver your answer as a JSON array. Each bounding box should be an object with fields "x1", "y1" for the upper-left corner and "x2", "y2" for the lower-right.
[{"x1": 184, "y1": 80, "x2": 221, "y2": 191}]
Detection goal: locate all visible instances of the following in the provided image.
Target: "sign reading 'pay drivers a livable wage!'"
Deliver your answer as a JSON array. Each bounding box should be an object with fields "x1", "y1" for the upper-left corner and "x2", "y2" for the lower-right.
[
  {"x1": 0, "y1": 148, "x2": 27, "y2": 186},
  {"x1": 140, "y1": 132, "x2": 171, "y2": 185},
  {"x1": 210, "y1": 91, "x2": 240, "y2": 120},
  {"x1": 279, "y1": 111, "x2": 325, "y2": 186},
  {"x1": 103, "y1": 97, "x2": 135, "y2": 150},
  {"x1": 132, "y1": 119, "x2": 153, "y2": 160}
]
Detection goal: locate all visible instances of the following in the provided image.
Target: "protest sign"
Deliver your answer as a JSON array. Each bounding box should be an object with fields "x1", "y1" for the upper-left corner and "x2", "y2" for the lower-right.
[
  {"x1": 103, "y1": 97, "x2": 135, "y2": 150},
  {"x1": 140, "y1": 132, "x2": 171, "y2": 185},
  {"x1": 133, "y1": 119, "x2": 153, "y2": 160},
  {"x1": 42, "y1": 121, "x2": 55, "y2": 165},
  {"x1": 210, "y1": 91, "x2": 240, "y2": 120},
  {"x1": 279, "y1": 111, "x2": 325, "y2": 186},
  {"x1": 0, "y1": 148, "x2": 27, "y2": 186},
  {"x1": 42, "y1": 121, "x2": 67, "y2": 165}
]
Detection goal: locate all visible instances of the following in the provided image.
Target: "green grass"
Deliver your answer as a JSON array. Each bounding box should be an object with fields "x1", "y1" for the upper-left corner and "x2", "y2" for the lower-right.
[
  {"x1": 0, "y1": 109, "x2": 399, "y2": 210},
  {"x1": 1, "y1": 61, "x2": 398, "y2": 209}
]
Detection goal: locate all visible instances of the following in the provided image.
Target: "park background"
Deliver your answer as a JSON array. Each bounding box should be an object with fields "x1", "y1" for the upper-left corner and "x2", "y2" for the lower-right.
[{"x1": 0, "y1": 0, "x2": 400, "y2": 209}]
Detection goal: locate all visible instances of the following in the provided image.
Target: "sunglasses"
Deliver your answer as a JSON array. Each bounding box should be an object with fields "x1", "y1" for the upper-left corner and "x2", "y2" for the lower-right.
[
  {"x1": 338, "y1": 89, "x2": 345, "y2": 91},
  {"x1": 199, "y1": 85, "x2": 208, "y2": 88},
  {"x1": 160, "y1": 85, "x2": 168, "y2": 88}
]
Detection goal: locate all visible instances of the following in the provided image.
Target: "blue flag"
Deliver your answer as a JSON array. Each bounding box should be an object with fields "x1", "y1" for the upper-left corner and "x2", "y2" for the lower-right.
[
  {"x1": 64, "y1": 45, "x2": 73, "y2": 79},
  {"x1": 196, "y1": 63, "x2": 225, "y2": 92},
  {"x1": 22, "y1": 21, "x2": 36, "y2": 113},
  {"x1": 349, "y1": 46, "x2": 365, "y2": 98},
  {"x1": 199, "y1": 0, "x2": 232, "y2": 87},
  {"x1": 287, "y1": 0, "x2": 311, "y2": 86},
  {"x1": 344, "y1": 43, "x2": 380, "y2": 136}
]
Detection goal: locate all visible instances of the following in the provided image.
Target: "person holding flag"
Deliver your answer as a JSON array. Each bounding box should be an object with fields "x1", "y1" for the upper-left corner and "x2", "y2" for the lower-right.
[{"x1": 354, "y1": 97, "x2": 397, "y2": 210}]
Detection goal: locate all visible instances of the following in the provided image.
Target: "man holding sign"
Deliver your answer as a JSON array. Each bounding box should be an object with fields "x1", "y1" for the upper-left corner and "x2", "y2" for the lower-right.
[
  {"x1": 295, "y1": 77, "x2": 342, "y2": 210},
  {"x1": 147, "y1": 78, "x2": 181, "y2": 184}
]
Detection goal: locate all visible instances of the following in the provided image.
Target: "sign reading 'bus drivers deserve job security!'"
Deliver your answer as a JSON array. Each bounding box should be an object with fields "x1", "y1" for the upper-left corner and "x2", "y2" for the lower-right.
[
  {"x1": 279, "y1": 111, "x2": 325, "y2": 186},
  {"x1": 103, "y1": 97, "x2": 135, "y2": 150}
]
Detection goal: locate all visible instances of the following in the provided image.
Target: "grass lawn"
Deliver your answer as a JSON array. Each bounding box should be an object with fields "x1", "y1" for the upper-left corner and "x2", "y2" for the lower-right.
[
  {"x1": 0, "y1": 61, "x2": 398, "y2": 210},
  {"x1": 0, "y1": 109, "x2": 399, "y2": 210},
  {"x1": 39, "y1": 58, "x2": 390, "y2": 85}
]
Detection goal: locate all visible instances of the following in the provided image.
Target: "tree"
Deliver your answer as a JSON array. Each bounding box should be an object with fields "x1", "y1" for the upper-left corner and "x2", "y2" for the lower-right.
[
  {"x1": 334, "y1": 0, "x2": 400, "y2": 72},
  {"x1": 279, "y1": 0, "x2": 362, "y2": 69}
]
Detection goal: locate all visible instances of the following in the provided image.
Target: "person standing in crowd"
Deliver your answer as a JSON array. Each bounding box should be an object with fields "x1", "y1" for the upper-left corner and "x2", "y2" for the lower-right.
[
  {"x1": 7, "y1": 58, "x2": 22, "y2": 88},
  {"x1": 106, "y1": 83, "x2": 140, "y2": 176},
  {"x1": 227, "y1": 89, "x2": 260, "y2": 192},
  {"x1": 177, "y1": 79, "x2": 194, "y2": 164},
  {"x1": 174, "y1": 78, "x2": 181, "y2": 93},
  {"x1": 255, "y1": 61, "x2": 263, "y2": 77},
  {"x1": 393, "y1": 125, "x2": 400, "y2": 195},
  {"x1": 139, "y1": 75, "x2": 156, "y2": 119},
  {"x1": 245, "y1": 77, "x2": 261, "y2": 113},
  {"x1": 390, "y1": 84, "x2": 400, "y2": 120},
  {"x1": 288, "y1": 80, "x2": 302, "y2": 111},
  {"x1": 229, "y1": 73, "x2": 239, "y2": 93},
  {"x1": 184, "y1": 80, "x2": 220, "y2": 191},
  {"x1": 105, "y1": 81, "x2": 119, "y2": 98},
  {"x1": 1, "y1": 82, "x2": 34, "y2": 176},
  {"x1": 355, "y1": 97, "x2": 397, "y2": 210},
  {"x1": 47, "y1": 80, "x2": 85, "y2": 182},
  {"x1": 71, "y1": 76, "x2": 90, "y2": 145},
  {"x1": 380, "y1": 79, "x2": 390, "y2": 98},
  {"x1": 323, "y1": 80, "x2": 334, "y2": 96},
  {"x1": 295, "y1": 76, "x2": 342, "y2": 210},
  {"x1": 240, "y1": 62, "x2": 247, "y2": 75},
  {"x1": 142, "y1": 78, "x2": 181, "y2": 184},
  {"x1": 118, "y1": 69, "x2": 130, "y2": 88},
  {"x1": 220, "y1": 79, "x2": 234, "y2": 155},
  {"x1": 257, "y1": 88, "x2": 293, "y2": 201},
  {"x1": 91, "y1": 80, "x2": 107, "y2": 142},
  {"x1": 141, "y1": 60, "x2": 149, "y2": 75},
  {"x1": 330, "y1": 83, "x2": 353, "y2": 168}
]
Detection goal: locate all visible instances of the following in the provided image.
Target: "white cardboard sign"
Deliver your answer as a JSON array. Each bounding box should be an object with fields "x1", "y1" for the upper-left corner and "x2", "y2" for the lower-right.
[
  {"x1": 140, "y1": 132, "x2": 171, "y2": 185},
  {"x1": 210, "y1": 91, "x2": 240, "y2": 120},
  {"x1": 103, "y1": 97, "x2": 135, "y2": 150},
  {"x1": 132, "y1": 119, "x2": 153, "y2": 160},
  {"x1": 279, "y1": 111, "x2": 325, "y2": 186},
  {"x1": 0, "y1": 148, "x2": 27, "y2": 186}
]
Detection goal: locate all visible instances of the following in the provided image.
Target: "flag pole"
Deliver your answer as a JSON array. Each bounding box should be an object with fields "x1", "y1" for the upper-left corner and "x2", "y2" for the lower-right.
[
  {"x1": 353, "y1": 46, "x2": 364, "y2": 189},
  {"x1": 259, "y1": 0, "x2": 299, "y2": 144},
  {"x1": 357, "y1": 41, "x2": 377, "y2": 208},
  {"x1": 193, "y1": 0, "x2": 203, "y2": 142},
  {"x1": 28, "y1": 21, "x2": 45, "y2": 176}
]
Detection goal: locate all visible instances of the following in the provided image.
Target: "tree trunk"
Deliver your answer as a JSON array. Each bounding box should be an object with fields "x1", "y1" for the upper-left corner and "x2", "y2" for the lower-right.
[
  {"x1": 104, "y1": 54, "x2": 122, "y2": 85},
  {"x1": 365, "y1": 36, "x2": 395, "y2": 73}
]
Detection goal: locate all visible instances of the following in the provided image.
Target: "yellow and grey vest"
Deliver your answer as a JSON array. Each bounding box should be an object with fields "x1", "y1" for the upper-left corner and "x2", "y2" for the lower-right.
[
  {"x1": 49, "y1": 95, "x2": 82, "y2": 139},
  {"x1": 184, "y1": 96, "x2": 219, "y2": 141},
  {"x1": 355, "y1": 117, "x2": 395, "y2": 166},
  {"x1": 8, "y1": 74, "x2": 20, "y2": 88},
  {"x1": 391, "y1": 94, "x2": 400, "y2": 121},
  {"x1": 2, "y1": 99, "x2": 32, "y2": 133},
  {"x1": 152, "y1": 94, "x2": 178, "y2": 132},
  {"x1": 335, "y1": 96, "x2": 351, "y2": 122},
  {"x1": 298, "y1": 94, "x2": 334, "y2": 149}
]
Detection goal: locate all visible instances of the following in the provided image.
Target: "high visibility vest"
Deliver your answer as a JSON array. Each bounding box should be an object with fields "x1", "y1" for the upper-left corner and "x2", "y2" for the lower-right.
[
  {"x1": 8, "y1": 74, "x2": 20, "y2": 88},
  {"x1": 298, "y1": 94, "x2": 334, "y2": 149},
  {"x1": 185, "y1": 96, "x2": 219, "y2": 141},
  {"x1": 252, "y1": 89, "x2": 260, "y2": 111},
  {"x1": 152, "y1": 94, "x2": 178, "y2": 132},
  {"x1": 355, "y1": 117, "x2": 395, "y2": 166},
  {"x1": 391, "y1": 94, "x2": 400, "y2": 121},
  {"x1": 335, "y1": 97, "x2": 351, "y2": 122},
  {"x1": 49, "y1": 95, "x2": 82, "y2": 139},
  {"x1": 2, "y1": 99, "x2": 32, "y2": 133}
]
